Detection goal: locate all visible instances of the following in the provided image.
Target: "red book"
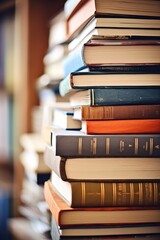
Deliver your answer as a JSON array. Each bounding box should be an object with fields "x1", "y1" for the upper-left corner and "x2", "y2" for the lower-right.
[{"x1": 81, "y1": 119, "x2": 160, "y2": 134}]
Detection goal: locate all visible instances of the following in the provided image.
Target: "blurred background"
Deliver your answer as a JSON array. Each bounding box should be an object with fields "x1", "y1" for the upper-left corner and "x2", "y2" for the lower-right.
[{"x1": 0, "y1": 0, "x2": 65, "y2": 239}]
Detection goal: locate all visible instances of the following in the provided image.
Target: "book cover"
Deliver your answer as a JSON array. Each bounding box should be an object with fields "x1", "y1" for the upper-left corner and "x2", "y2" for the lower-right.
[
  {"x1": 81, "y1": 119, "x2": 160, "y2": 134},
  {"x1": 69, "y1": 88, "x2": 160, "y2": 106},
  {"x1": 44, "y1": 146, "x2": 160, "y2": 181},
  {"x1": 50, "y1": 128, "x2": 160, "y2": 157},
  {"x1": 44, "y1": 181, "x2": 160, "y2": 227},
  {"x1": 73, "y1": 105, "x2": 160, "y2": 120},
  {"x1": 50, "y1": 171, "x2": 160, "y2": 208}
]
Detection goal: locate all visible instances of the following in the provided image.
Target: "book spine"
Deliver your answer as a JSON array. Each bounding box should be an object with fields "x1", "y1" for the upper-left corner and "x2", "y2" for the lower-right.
[
  {"x1": 79, "y1": 105, "x2": 160, "y2": 120},
  {"x1": 59, "y1": 74, "x2": 73, "y2": 97},
  {"x1": 52, "y1": 134, "x2": 160, "y2": 157},
  {"x1": 70, "y1": 182, "x2": 160, "y2": 208},
  {"x1": 82, "y1": 119, "x2": 160, "y2": 134},
  {"x1": 64, "y1": 46, "x2": 85, "y2": 77},
  {"x1": 91, "y1": 88, "x2": 160, "y2": 106}
]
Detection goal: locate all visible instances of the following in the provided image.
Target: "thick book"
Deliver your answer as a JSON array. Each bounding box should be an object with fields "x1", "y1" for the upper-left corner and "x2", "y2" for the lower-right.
[
  {"x1": 50, "y1": 170, "x2": 160, "y2": 208},
  {"x1": 73, "y1": 105, "x2": 160, "y2": 120},
  {"x1": 44, "y1": 181, "x2": 160, "y2": 227},
  {"x1": 50, "y1": 128, "x2": 160, "y2": 157},
  {"x1": 51, "y1": 215, "x2": 160, "y2": 238},
  {"x1": 66, "y1": 0, "x2": 160, "y2": 38},
  {"x1": 59, "y1": 68, "x2": 160, "y2": 97},
  {"x1": 44, "y1": 146, "x2": 160, "y2": 181},
  {"x1": 81, "y1": 119, "x2": 160, "y2": 134},
  {"x1": 64, "y1": 38, "x2": 160, "y2": 76},
  {"x1": 69, "y1": 88, "x2": 160, "y2": 107}
]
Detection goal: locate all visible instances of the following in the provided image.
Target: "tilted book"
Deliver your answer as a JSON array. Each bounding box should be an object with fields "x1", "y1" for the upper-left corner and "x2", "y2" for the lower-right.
[
  {"x1": 44, "y1": 181, "x2": 160, "y2": 227},
  {"x1": 64, "y1": 38, "x2": 160, "y2": 76},
  {"x1": 73, "y1": 105, "x2": 160, "y2": 120},
  {"x1": 44, "y1": 146, "x2": 160, "y2": 181},
  {"x1": 59, "y1": 69, "x2": 160, "y2": 97},
  {"x1": 69, "y1": 88, "x2": 160, "y2": 107},
  {"x1": 66, "y1": 0, "x2": 160, "y2": 38},
  {"x1": 50, "y1": 170, "x2": 160, "y2": 208}
]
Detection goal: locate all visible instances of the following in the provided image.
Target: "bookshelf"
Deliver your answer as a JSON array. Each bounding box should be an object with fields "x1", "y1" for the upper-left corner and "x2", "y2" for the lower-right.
[{"x1": 0, "y1": 0, "x2": 65, "y2": 239}]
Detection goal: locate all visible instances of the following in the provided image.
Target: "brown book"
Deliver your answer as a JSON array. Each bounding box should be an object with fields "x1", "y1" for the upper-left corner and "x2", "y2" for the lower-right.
[
  {"x1": 73, "y1": 105, "x2": 160, "y2": 120},
  {"x1": 44, "y1": 180, "x2": 160, "y2": 227},
  {"x1": 50, "y1": 170, "x2": 160, "y2": 208},
  {"x1": 66, "y1": 0, "x2": 160, "y2": 38},
  {"x1": 81, "y1": 119, "x2": 160, "y2": 134},
  {"x1": 51, "y1": 215, "x2": 160, "y2": 238},
  {"x1": 44, "y1": 145, "x2": 160, "y2": 181}
]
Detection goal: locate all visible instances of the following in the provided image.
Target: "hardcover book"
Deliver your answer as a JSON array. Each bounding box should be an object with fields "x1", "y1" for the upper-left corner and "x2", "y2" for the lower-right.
[
  {"x1": 69, "y1": 88, "x2": 160, "y2": 106},
  {"x1": 81, "y1": 119, "x2": 160, "y2": 134},
  {"x1": 66, "y1": 0, "x2": 160, "y2": 38},
  {"x1": 51, "y1": 214, "x2": 160, "y2": 238},
  {"x1": 73, "y1": 105, "x2": 160, "y2": 120},
  {"x1": 44, "y1": 181, "x2": 160, "y2": 227},
  {"x1": 50, "y1": 128, "x2": 160, "y2": 158},
  {"x1": 50, "y1": 170, "x2": 160, "y2": 208},
  {"x1": 68, "y1": 15, "x2": 160, "y2": 47},
  {"x1": 59, "y1": 68, "x2": 160, "y2": 97},
  {"x1": 64, "y1": 38, "x2": 160, "y2": 76},
  {"x1": 44, "y1": 145, "x2": 160, "y2": 181}
]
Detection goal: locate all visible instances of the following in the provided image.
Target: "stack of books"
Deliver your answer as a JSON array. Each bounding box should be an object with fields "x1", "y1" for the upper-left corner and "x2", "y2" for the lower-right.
[{"x1": 43, "y1": 0, "x2": 160, "y2": 239}]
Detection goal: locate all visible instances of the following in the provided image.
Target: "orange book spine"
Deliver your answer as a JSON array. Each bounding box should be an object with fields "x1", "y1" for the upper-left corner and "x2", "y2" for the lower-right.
[{"x1": 82, "y1": 119, "x2": 160, "y2": 134}]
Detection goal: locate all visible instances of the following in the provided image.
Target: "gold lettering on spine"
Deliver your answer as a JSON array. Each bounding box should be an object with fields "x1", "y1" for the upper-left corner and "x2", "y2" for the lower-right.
[
  {"x1": 81, "y1": 182, "x2": 86, "y2": 206},
  {"x1": 92, "y1": 138, "x2": 97, "y2": 155},
  {"x1": 100, "y1": 183, "x2": 105, "y2": 206},
  {"x1": 139, "y1": 183, "x2": 143, "y2": 205},
  {"x1": 153, "y1": 183, "x2": 158, "y2": 205},
  {"x1": 106, "y1": 138, "x2": 110, "y2": 155},
  {"x1": 149, "y1": 182, "x2": 153, "y2": 204},
  {"x1": 134, "y1": 138, "x2": 138, "y2": 155},
  {"x1": 113, "y1": 183, "x2": 117, "y2": 206},
  {"x1": 149, "y1": 138, "x2": 154, "y2": 155},
  {"x1": 78, "y1": 137, "x2": 83, "y2": 155},
  {"x1": 130, "y1": 183, "x2": 134, "y2": 205}
]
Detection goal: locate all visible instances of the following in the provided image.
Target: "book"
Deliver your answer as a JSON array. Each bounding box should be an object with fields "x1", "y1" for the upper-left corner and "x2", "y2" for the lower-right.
[
  {"x1": 44, "y1": 180, "x2": 160, "y2": 227},
  {"x1": 68, "y1": 15, "x2": 160, "y2": 47},
  {"x1": 73, "y1": 105, "x2": 160, "y2": 120},
  {"x1": 64, "y1": 38, "x2": 160, "y2": 76},
  {"x1": 81, "y1": 119, "x2": 160, "y2": 134},
  {"x1": 65, "y1": 0, "x2": 160, "y2": 38},
  {"x1": 50, "y1": 170, "x2": 160, "y2": 208},
  {"x1": 50, "y1": 128, "x2": 160, "y2": 158},
  {"x1": 69, "y1": 88, "x2": 160, "y2": 107},
  {"x1": 44, "y1": 146, "x2": 160, "y2": 181},
  {"x1": 59, "y1": 69, "x2": 160, "y2": 97},
  {"x1": 51, "y1": 214, "x2": 160, "y2": 238},
  {"x1": 53, "y1": 108, "x2": 81, "y2": 130}
]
